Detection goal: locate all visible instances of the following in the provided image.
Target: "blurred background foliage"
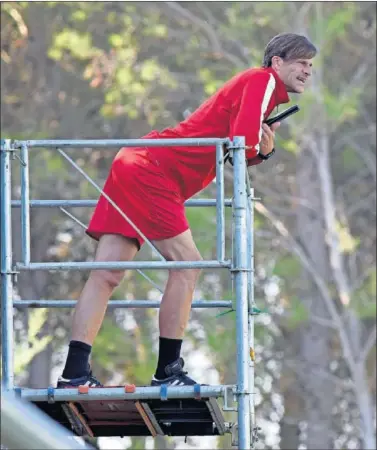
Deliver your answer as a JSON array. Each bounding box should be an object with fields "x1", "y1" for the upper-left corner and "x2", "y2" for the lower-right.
[{"x1": 1, "y1": 2, "x2": 376, "y2": 449}]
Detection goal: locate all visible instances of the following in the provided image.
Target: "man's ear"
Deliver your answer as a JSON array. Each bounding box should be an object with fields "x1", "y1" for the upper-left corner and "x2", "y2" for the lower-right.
[{"x1": 271, "y1": 56, "x2": 283, "y2": 70}]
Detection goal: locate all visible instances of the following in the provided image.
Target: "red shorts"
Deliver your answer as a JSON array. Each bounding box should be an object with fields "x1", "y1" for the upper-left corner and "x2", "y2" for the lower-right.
[{"x1": 86, "y1": 147, "x2": 189, "y2": 248}]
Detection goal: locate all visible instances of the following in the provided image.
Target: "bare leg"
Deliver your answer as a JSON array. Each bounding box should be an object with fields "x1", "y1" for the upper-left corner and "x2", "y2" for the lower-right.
[
  {"x1": 153, "y1": 229, "x2": 202, "y2": 339},
  {"x1": 71, "y1": 234, "x2": 139, "y2": 345}
]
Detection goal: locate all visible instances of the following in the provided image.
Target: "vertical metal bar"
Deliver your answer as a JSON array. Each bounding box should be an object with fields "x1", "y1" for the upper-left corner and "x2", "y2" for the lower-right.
[
  {"x1": 216, "y1": 142, "x2": 225, "y2": 261},
  {"x1": 232, "y1": 136, "x2": 251, "y2": 449},
  {"x1": 246, "y1": 180, "x2": 256, "y2": 443},
  {"x1": 20, "y1": 143, "x2": 31, "y2": 264},
  {"x1": 1, "y1": 139, "x2": 15, "y2": 389}
]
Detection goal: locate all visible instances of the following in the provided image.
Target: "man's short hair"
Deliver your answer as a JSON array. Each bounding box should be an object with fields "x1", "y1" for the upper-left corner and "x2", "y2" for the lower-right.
[{"x1": 263, "y1": 33, "x2": 317, "y2": 67}]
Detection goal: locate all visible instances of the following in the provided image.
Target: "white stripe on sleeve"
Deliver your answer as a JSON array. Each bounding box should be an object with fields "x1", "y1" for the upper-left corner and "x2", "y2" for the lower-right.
[{"x1": 255, "y1": 74, "x2": 276, "y2": 153}]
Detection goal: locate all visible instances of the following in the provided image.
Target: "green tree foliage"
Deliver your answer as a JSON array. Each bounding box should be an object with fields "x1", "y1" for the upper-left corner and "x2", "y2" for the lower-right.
[
  {"x1": 13, "y1": 310, "x2": 52, "y2": 375},
  {"x1": 1, "y1": 2, "x2": 375, "y2": 449}
]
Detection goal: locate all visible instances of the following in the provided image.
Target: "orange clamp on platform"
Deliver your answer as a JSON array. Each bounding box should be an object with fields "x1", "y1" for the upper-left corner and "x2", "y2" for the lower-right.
[
  {"x1": 124, "y1": 384, "x2": 136, "y2": 393},
  {"x1": 78, "y1": 385, "x2": 90, "y2": 394}
]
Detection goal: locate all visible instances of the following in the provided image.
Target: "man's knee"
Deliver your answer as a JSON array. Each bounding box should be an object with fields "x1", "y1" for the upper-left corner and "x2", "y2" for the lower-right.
[
  {"x1": 189, "y1": 249, "x2": 203, "y2": 279},
  {"x1": 153, "y1": 229, "x2": 203, "y2": 286},
  {"x1": 91, "y1": 269, "x2": 124, "y2": 290},
  {"x1": 173, "y1": 249, "x2": 203, "y2": 286}
]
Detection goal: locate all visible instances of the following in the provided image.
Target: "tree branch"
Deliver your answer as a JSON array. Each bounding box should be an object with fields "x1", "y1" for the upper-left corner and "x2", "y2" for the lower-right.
[
  {"x1": 358, "y1": 326, "x2": 376, "y2": 366},
  {"x1": 315, "y1": 130, "x2": 353, "y2": 308},
  {"x1": 347, "y1": 139, "x2": 377, "y2": 182},
  {"x1": 332, "y1": 128, "x2": 376, "y2": 153},
  {"x1": 196, "y1": 2, "x2": 250, "y2": 66},
  {"x1": 285, "y1": 359, "x2": 354, "y2": 389},
  {"x1": 252, "y1": 172, "x2": 320, "y2": 215},
  {"x1": 163, "y1": 1, "x2": 246, "y2": 68},
  {"x1": 346, "y1": 190, "x2": 376, "y2": 218},
  {"x1": 253, "y1": 200, "x2": 358, "y2": 374},
  {"x1": 335, "y1": 167, "x2": 372, "y2": 198}
]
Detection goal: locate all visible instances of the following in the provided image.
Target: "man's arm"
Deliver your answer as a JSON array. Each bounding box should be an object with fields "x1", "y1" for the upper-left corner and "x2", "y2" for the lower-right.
[{"x1": 230, "y1": 71, "x2": 276, "y2": 160}]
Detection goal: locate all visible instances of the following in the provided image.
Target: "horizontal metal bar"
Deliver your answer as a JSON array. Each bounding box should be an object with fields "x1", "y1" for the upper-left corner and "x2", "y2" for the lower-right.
[
  {"x1": 18, "y1": 385, "x2": 231, "y2": 401},
  {"x1": 13, "y1": 138, "x2": 230, "y2": 149},
  {"x1": 15, "y1": 260, "x2": 231, "y2": 271},
  {"x1": 14, "y1": 300, "x2": 233, "y2": 309},
  {"x1": 11, "y1": 198, "x2": 233, "y2": 208}
]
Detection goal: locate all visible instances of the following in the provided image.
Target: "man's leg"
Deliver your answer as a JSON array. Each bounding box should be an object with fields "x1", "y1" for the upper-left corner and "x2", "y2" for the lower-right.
[
  {"x1": 151, "y1": 229, "x2": 202, "y2": 383},
  {"x1": 59, "y1": 234, "x2": 138, "y2": 384}
]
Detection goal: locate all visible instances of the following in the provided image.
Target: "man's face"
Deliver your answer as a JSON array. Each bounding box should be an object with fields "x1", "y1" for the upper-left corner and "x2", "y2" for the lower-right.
[{"x1": 272, "y1": 57, "x2": 313, "y2": 93}]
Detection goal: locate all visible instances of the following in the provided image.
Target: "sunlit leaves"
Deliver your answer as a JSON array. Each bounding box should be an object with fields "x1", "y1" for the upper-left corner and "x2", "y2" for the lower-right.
[
  {"x1": 199, "y1": 67, "x2": 223, "y2": 95},
  {"x1": 70, "y1": 9, "x2": 87, "y2": 22},
  {"x1": 335, "y1": 221, "x2": 360, "y2": 253},
  {"x1": 318, "y1": 3, "x2": 356, "y2": 48},
  {"x1": 115, "y1": 67, "x2": 135, "y2": 86},
  {"x1": 108, "y1": 33, "x2": 123, "y2": 48},
  {"x1": 281, "y1": 139, "x2": 300, "y2": 154},
  {"x1": 48, "y1": 29, "x2": 100, "y2": 60},
  {"x1": 140, "y1": 60, "x2": 158, "y2": 82},
  {"x1": 14, "y1": 309, "x2": 52, "y2": 374},
  {"x1": 144, "y1": 24, "x2": 167, "y2": 38}
]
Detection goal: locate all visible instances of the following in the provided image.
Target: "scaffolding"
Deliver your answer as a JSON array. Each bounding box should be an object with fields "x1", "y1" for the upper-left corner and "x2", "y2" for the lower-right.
[{"x1": 1, "y1": 136, "x2": 258, "y2": 448}]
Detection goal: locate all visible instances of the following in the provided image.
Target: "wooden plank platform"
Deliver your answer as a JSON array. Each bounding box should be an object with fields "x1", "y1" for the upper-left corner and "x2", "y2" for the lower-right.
[{"x1": 33, "y1": 397, "x2": 227, "y2": 437}]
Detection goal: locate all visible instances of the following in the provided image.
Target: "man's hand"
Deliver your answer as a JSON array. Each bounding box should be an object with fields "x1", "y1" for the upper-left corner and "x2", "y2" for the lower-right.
[{"x1": 259, "y1": 122, "x2": 280, "y2": 156}]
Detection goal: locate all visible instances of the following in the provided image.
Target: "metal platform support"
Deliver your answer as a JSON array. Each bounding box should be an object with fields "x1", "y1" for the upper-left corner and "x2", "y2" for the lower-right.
[
  {"x1": 20, "y1": 384, "x2": 230, "y2": 438},
  {"x1": 0, "y1": 136, "x2": 258, "y2": 448}
]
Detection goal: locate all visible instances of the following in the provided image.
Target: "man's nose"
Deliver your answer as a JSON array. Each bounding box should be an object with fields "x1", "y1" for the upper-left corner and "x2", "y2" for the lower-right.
[{"x1": 304, "y1": 66, "x2": 312, "y2": 76}]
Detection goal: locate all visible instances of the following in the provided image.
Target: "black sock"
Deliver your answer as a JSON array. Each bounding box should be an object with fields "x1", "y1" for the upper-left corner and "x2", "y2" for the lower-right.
[
  {"x1": 155, "y1": 337, "x2": 183, "y2": 380},
  {"x1": 62, "y1": 340, "x2": 92, "y2": 379}
]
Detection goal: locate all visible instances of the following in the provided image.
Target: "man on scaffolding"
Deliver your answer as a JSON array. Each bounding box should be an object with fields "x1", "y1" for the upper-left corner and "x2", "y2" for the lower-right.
[{"x1": 57, "y1": 33, "x2": 317, "y2": 388}]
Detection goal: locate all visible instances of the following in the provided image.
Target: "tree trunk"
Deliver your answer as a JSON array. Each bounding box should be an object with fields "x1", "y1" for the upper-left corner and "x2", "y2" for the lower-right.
[
  {"x1": 279, "y1": 376, "x2": 302, "y2": 450},
  {"x1": 295, "y1": 146, "x2": 335, "y2": 449},
  {"x1": 353, "y1": 369, "x2": 376, "y2": 450},
  {"x1": 347, "y1": 313, "x2": 376, "y2": 449},
  {"x1": 28, "y1": 344, "x2": 52, "y2": 388}
]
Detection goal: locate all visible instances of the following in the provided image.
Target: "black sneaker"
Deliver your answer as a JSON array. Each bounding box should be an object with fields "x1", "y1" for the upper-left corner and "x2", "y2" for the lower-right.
[
  {"x1": 151, "y1": 357, "x2": 197, "y2": 386},
  {"x1": 57, "y1": 370, "x2": 103, "y2": 388}
]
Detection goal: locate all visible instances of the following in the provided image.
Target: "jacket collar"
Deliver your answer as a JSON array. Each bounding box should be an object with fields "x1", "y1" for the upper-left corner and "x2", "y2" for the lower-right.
[{"x1": 265, "y1": 67, "x2": 290, "y2": 105}]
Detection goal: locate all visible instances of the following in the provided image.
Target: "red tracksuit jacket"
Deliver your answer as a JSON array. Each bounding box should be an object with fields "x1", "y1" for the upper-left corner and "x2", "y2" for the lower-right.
[{"x1": 145, "y1": 66, "x2": 290, "y2": 200}]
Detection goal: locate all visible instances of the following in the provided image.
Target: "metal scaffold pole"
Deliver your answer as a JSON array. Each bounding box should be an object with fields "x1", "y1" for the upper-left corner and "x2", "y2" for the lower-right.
[
  {"x1": 1, "y1": 136, "x2": 257, "y2": 449},
  {"x1": 246, "y1": 174, "x2": 258, "y2": 446},
  {"x1": 232, "y1": 137, "x2": 251, "y2": 449},
  {"x1": 1, "y1": 139, "x2": 15, "y2": 390}
]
